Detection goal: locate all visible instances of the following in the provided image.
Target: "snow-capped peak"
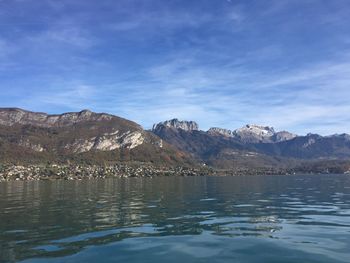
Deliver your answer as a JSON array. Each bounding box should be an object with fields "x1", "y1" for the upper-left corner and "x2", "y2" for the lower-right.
[
  {"x1": 232, "y1": 124, "x2": 296, "y2": 143},
  {"x1": 235, "y1": 124, "x2": 275, "y2": 137}
]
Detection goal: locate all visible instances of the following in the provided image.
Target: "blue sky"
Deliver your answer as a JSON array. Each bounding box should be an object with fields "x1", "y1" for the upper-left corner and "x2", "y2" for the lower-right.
[{"x1": 1, "y1": 0, "x2": 350, "y2": 135}]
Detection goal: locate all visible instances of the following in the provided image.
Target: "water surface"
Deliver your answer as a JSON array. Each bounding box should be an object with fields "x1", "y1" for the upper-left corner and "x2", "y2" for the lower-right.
[{"x1": 1, "y1": 175, "x2": 350, "y2": 262}]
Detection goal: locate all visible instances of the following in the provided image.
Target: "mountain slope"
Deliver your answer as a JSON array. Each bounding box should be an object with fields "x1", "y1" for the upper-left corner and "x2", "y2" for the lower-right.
[{"x1": 0, "y1": 108, "x2": 192, "y2": 165}]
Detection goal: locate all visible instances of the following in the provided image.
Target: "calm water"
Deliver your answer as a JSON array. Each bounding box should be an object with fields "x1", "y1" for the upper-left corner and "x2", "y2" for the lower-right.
[{"x1": 1, "y1": 175, "x2": 350, "y2": 263}]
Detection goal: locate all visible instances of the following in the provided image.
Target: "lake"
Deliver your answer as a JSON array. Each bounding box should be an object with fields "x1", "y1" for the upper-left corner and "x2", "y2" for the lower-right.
[{"x1": 1, "y1": 175, "x2": 350, "y2": 263}]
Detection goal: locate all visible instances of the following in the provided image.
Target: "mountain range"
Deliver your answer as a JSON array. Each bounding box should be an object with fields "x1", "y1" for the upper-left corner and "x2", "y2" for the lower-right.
[{"x1": 1, "y1": 108, "x2": 350, "y2": 172}]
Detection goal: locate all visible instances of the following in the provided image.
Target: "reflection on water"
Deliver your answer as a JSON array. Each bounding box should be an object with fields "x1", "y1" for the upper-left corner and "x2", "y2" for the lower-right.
[{"x1": 0, "y1": 175, "x2": 350, "y2": 263}]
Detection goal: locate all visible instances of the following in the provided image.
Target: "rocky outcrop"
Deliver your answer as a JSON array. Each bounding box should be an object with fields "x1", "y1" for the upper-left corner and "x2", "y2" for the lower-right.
[
  {"x1": 233, "y1": 124, "x2": 297, "y2": 143},
  {"x1": 65, "y1": 131, "x2": 145, "y2": 153},
  {"x1": 233, "y1": 125, "x2": 276, "y2": 143},
  {"x1": 0, "y1": 108, "x2": 114, "y2": 128},
  {"x1": 152, "y1": 119, "x2": 199, "y2": 132},
  {"x1": 207, "y1": 127, "x2": 233, "y2": 137},
  {"x1": 272, "y1": 131, "x2": 298, "y2": 142},
  {"x1": 18, "y1": 140, "x2": 45, "y2": 152}
]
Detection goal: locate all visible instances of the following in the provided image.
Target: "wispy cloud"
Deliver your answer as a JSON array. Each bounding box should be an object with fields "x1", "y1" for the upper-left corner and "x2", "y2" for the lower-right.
[
  {"x1": 20, "y1": 84, "x2": 97, "y2": 112},
  {"x1": 93, "y1": 52, "x2": 350, "y2": 135},
  {"x1": 35, "y1": 27, "x2": 95, "y2": 48}
]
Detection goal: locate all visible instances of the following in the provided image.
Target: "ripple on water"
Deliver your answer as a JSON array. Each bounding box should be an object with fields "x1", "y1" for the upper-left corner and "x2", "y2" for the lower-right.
[{"x1": 0, "y1": 175, "x2": 350, "y2": 263}]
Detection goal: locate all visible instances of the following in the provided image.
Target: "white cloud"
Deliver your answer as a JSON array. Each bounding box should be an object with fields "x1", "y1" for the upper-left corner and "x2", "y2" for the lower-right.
[
  {"x1": 21, "y1": 84, "x2": 97, "y2": 111},
  {"x1": 26, "y1": 25, "x2": 96, "y2": 49}
]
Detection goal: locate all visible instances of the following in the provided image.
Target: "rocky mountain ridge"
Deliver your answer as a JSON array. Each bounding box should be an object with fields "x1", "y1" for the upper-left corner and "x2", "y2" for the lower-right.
[
  {"x1": 0, "y1": 108, "x2": 146, "y2": 152},
  {"x1": 0, "y1": 108, "x2": 121, "y2": 128},
  {"x1": 152, "y1": 119, "x2": 298, "y2": 143},
  {"x1": 152, "y1": 118, "x2": 350, "y2": 167},
  {"x1": 206, "y1": 124, "x2": 297, "y2": 143},
  {"x1": 152, "y1": 119, "x2": 199, "y2": 132},
  {"x1": 233, "y1": 124, "x2": 297, "y2": 143}
]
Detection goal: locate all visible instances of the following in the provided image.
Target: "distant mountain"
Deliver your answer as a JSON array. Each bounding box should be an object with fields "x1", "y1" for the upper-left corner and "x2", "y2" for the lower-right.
[
  {"x1": 233, "y1": 124, "x2": 276, "y2": 143},
  {"x1": 207, "y1": 127, "x2": 233, "y2": 137},
  {"x1": 254, "y1": 133, "x2": 350, "y2": 159},
  {"x1": 233, "y1": 124, "x2": 297, "y2": 143},
  {"x1": 0, "y1": 108, "x2": 192, "y2": 165},
  {"x1": 152, "y1": 122, "x2": 243, "y2": 158},
  {"x1": 152, "y1": 119, "x2": 350, "y2": 169},
  {"x1": 152, "y1": 119, "x2": 199, "y2": 132},
  {"x1": 151, "y1": 120, "x2": 288, "y2": 169},
  {"x1": 206, "y1": 124, "x2": 297, "y2": 143}
]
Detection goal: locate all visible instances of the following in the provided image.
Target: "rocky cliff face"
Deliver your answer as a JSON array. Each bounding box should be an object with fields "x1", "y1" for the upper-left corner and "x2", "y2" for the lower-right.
[
  {"x1": 207, "y1": 127, "x2": 233, "y2": 137},
  {"x1": 0, "y1": 108, "x2": 146, "y2": 153},
  {"x1": 273, "y1": 131, "x2": 298, "y2": 142},
  {"x1": 65, "y1": 131, "x2": 145, "y2": 153},
  {"x1": 152, "y1": 119, "x2": 199, "y2": 132},
  {"x1": 0, "y1": 108, "x2": 116, "y2": 128}
]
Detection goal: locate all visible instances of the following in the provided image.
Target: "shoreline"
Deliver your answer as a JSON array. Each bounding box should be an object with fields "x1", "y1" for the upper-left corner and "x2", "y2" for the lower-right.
[{"x1": 1, "y1": 163, "x2": 348, "y2": 182}]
